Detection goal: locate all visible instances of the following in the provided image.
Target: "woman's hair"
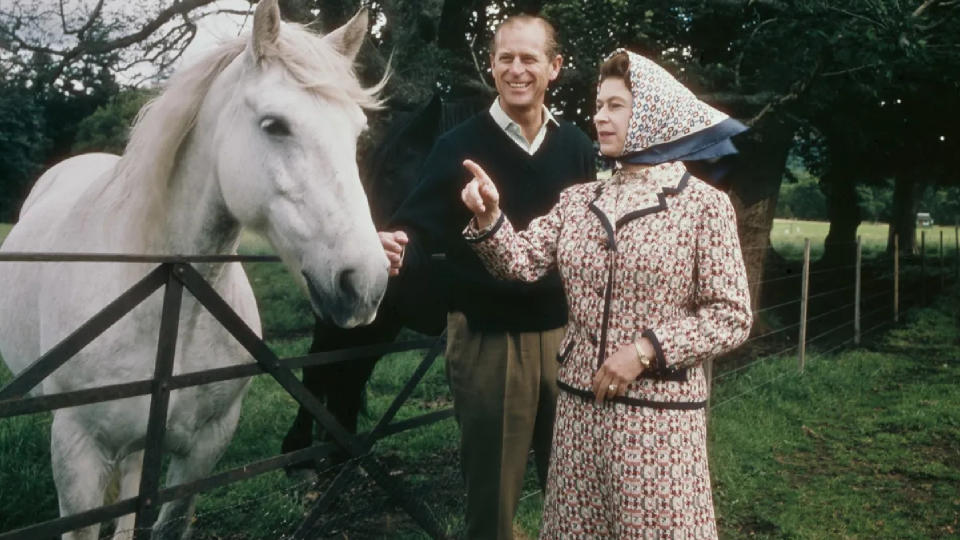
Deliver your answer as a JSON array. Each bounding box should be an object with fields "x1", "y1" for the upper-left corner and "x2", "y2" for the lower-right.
[{"x1": 599, "y1": 52, "x2": 632, "y2": 90}]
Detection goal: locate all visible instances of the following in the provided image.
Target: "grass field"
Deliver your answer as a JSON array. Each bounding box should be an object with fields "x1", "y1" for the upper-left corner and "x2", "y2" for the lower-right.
[
  {"x1": 1, "y1": 222, "x2": 959, "y2": 538},
  {"x1": 770, "y1": 219, "x2": 959, "y2": 260}
]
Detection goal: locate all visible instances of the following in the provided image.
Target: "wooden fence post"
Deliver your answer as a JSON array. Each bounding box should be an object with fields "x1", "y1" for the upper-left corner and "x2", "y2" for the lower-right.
[
  {"x1": 855, "y1": 236, "x2": 862, "y2": 345},
  {"x1": 799, "y1": 238, "x2": 811, "y2": 372},
  {"x1": 940, "y1": 230, "x2": 945, "y2": 290},
  {"x1": 921, "y1": 230, "x2": 926, "y2": 304},
  {"x1": 894, "y1": 234, "x2": 900, "y2": 323}
]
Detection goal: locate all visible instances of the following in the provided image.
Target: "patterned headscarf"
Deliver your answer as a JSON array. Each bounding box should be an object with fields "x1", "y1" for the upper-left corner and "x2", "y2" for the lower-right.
[{"x1": 603, "y1": 48, "x2": 747, "y2": 180}]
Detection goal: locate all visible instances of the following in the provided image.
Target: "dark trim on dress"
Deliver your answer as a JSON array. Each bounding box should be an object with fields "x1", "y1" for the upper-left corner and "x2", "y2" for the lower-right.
[
  {"x1": 588, "y1": 199, "x2": 616, "y2": 252},
  {"x1": 465, "y1": 212, "x2": 505, "y2": 243},
  {"x1": 557, "y1": 380, "x2": 706, "y2": 410},
  {"x1": 642, "y1": 329, "x2": 667, "y2": 371},
  {"x1": 638, "y1": 367, "x2": 688, "y2": 382},
  {"x1": 557, "y1": 339, "x2": 575, "y2": 364}
]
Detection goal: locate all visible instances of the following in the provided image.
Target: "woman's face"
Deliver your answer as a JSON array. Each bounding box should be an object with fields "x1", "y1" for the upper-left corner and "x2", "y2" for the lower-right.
[{"x1": 594, "y1": 77, "x2": 633, "y2": 157}]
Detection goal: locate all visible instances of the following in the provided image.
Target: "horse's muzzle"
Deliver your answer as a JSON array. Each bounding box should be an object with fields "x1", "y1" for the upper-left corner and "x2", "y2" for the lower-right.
[{"x1": 302, "y1": 267, "x2": 386, "y2": 328}]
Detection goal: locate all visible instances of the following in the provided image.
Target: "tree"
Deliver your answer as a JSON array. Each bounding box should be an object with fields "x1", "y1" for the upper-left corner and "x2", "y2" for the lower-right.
[
  {"x1": 0, "y1": 81, "x2": 46, "y2": 220},
  {"x1": 72, "y1": 89, "x2": 153, "y2": 154},
  {"x1": 0, "y1": 0, "x2": 233, "y2": 85}
]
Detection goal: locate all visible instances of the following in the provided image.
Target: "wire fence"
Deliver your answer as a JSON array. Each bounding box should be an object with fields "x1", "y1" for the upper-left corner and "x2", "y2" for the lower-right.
[
  {"x1": 707, "y1": 230, "x2": 959, "y2": 415},
  {"x1": 2, "y1": 228, "x2": 958, "y2": 539}
]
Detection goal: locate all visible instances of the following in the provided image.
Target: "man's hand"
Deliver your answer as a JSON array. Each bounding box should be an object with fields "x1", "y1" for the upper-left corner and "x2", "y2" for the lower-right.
[
  {"x1": 461, "y1": 159, "x2": 501, "y2": 229},
  {"x1": 379, "y1": 230, "x2": 409, "y2": 276}
]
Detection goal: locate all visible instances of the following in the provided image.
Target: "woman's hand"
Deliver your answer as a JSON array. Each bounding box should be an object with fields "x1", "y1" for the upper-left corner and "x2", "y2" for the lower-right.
[
  {"x1": 461, "y1": 159, "x2": 501, "y2": 229},
  {"x1": 592, "y1": 338, "x2": 655, "y2": 403}
]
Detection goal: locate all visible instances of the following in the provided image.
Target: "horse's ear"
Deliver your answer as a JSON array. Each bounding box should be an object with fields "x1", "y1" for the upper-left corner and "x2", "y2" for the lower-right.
[
  {"x1": 252, "y1": 0, "x2": 281, "y2": 62},
  {"x1": 323, "y1": 8, "x2": 368, "y2": 62}
]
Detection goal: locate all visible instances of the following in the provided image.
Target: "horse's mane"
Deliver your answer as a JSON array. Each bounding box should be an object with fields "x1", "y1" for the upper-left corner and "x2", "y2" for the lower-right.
[{"x1": 104, "y1": 23, "x2": 386, "y2": 233}]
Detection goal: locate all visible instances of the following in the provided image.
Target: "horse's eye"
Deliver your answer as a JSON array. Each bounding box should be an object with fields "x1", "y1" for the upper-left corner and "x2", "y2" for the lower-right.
[{"x1": 260, "y1": 117, "x2": 291, "y2": 137}]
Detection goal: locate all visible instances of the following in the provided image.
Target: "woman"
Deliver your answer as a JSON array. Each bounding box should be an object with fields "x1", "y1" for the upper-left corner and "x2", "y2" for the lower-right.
[{"x1": 460, "y1": 49, "x2": 753, "y2": 538}]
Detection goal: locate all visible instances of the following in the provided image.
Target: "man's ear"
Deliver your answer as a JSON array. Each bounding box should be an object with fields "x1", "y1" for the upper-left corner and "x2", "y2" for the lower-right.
[{"x1": 549, "y1": 54, "x2": 563, "y2": 81}]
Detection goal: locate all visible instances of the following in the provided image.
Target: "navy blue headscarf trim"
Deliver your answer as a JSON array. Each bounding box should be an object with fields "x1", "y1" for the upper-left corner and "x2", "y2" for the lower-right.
[
  {"x1": 620, "y1": 117, "x2": 747, "y2": 165},
  {"x1": 614, "y1": 117, "x2": 746, "y2": 184}
]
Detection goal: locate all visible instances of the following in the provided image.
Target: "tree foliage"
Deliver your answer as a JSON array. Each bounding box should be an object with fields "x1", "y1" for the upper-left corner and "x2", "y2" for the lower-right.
[
  {"x1": 0, "y1": 81, "x2": 47, "y2": 220},
  {"x1": 71, "y1": 89, "x2": 153, "y2": 155}
]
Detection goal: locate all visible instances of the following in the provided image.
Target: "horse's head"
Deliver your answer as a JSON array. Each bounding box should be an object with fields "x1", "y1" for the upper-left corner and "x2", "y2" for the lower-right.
[{"x1": 209, "y1": 0, "x2": 388, "y2": 328}]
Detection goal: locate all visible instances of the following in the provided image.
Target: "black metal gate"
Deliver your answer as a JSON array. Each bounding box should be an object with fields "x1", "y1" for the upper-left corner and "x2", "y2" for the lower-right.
[{"x1": 0, "y1": 254, "x2": 453, "y2": 539}]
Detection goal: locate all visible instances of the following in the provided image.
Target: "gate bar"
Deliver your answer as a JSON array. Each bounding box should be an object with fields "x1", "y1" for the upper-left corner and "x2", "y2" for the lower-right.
[
  {"x1": 133, "y1": 265, "x2": 184, "y2": 539},
  {"x1": 175, "y1": 264, "x2": 447, "y2": 538},
  {"x1": 0, "y1": 265, "x2": 167, "y2": 400}
]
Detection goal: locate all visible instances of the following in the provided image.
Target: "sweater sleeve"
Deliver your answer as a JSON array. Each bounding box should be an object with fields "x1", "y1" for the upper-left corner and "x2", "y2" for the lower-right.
[
  {"x1": 643, "y1": 190, "x2": 753, "y2": 370},
  {"x1": 388, "y1": 136, "x2": 463, "y2": 274},
  {"x1": 462, "y1": 188, "x2": 570, "y2": 283}
]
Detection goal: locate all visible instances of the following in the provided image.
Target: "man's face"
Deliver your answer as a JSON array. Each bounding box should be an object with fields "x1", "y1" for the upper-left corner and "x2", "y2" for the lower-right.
[{"x1": 490, "y1": 21, "x2": 562, "y2": 115}]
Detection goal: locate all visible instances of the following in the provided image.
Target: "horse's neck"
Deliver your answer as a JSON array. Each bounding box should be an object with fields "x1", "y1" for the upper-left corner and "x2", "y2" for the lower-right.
[
  {"x1": 165, "y1": 139, "x2": 239, "y2": 256},
  {"x1": 98, "y1": 125, "x2": 240, "y2": 285},
  {"x1": 161, "y1": 130, "x2": 242, "y2": 282}
]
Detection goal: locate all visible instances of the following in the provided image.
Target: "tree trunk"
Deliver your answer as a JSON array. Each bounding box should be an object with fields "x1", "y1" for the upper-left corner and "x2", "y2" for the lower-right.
[
  {"x1": 726, "y1": 117, "x2": 796, "y2": 315},
  {"x1": 821, "y1": 165, "x2": 861, "y2": 266},
  {"x1": 887, "y1": 174, "x2": 923, "y2": 255}
]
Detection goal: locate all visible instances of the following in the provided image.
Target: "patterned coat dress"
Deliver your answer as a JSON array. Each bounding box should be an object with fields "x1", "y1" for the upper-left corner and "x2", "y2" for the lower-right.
[{"x1": 465, "y1": 160, "x2": 752, "y2": 538}]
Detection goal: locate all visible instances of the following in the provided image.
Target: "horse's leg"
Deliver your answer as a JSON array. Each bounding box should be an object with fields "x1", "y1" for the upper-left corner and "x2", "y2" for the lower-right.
[
  {"x1": 283, "y1": 309, "x2": 403, "y2": 470},
  {"x1": 318, "y1": 356, "x2": 379, "y2": 463},
  {"x1": 281, "y1": 317, "x2": 335, "y2": 470},
  {"x1": 316, "y1": 311, "x2": 403, "y2": 463},
  {"x1": 110, "y1": 450, "x2": 144, "y2": 540},
  {"x1": 51, "y1": 413, "x2": 111, "y2": 540},
  {"x1": 151, "y1": 398, "x2": 243, "y2": 540}
]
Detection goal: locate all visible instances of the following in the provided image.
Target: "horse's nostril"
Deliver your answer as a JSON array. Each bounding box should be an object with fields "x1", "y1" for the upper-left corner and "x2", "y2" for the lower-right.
[{"x1": 337, "y1": 268, "x2": 359, "y2": 299}]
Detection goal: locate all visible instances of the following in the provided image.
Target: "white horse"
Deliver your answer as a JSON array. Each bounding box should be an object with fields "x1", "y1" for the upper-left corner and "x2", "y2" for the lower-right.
[{"x1": 0, "y1": 1, "x2": 388, "y2": 538}]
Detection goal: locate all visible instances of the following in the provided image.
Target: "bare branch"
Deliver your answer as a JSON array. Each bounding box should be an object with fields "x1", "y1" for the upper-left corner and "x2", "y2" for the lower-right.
[
  {"x1": 821, "y1": 62, "x2": 882, "y2": 77},
  {"x1": 735, "y1": 17, "x2": 777, "y2": 88},
  {"x1": 913, "y1": 0, "x2": 938, "y2": 17},
  {"x1": 467, "y1": 33, "x2": 493, "y2": 92},
  {"x1": 58, "y1": 0, "x2": 68, "y2": 34},
  {"x1": 827, "y1": 6, "x2": 886, "y2": 29},
  {"x1": 68, "y1": 0, "x2": 217, "y2": 57},
  {"x1": 747, "y1": 59, "x2": 822, "y2": 126},
  {"x1": 77, "y1": 0, "x2": 107, "y2": 40}
]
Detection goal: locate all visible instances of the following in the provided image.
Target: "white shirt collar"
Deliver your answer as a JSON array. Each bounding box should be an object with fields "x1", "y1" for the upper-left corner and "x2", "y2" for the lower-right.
[{"x1": 489, "y1": 98, "x2": 559, "y2": 155}]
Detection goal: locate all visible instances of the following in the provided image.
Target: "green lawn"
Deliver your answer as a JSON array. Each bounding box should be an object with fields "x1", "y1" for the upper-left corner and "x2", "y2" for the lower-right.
[
  {"x1": 1, "y1": 222, "x2": 959, "y2": 538},
  {"x1": 710, "y1": 291, "x2": 960, "y2": 539},
  {"x1": 771, "y1": 218, "x2": 959, "y2": 259}
]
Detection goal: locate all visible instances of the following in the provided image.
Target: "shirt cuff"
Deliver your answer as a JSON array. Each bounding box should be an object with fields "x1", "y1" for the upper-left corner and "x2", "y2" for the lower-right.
[{"x1": 463, "y1": 212, "x2": 505, "y2": 243}]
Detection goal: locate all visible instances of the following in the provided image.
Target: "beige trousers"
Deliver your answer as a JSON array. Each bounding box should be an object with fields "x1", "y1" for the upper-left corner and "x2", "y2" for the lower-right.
[{"x1": 444, "y1": 311, "x2": 564, "y2": 540}]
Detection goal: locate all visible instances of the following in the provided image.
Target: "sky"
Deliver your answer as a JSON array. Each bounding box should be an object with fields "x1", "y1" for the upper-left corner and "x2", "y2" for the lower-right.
[{"x1": 178, "y1": 0, "x2": 249, "y2": 71}]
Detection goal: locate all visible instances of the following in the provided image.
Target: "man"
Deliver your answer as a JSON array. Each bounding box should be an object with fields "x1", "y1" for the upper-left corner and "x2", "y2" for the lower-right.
[{"x1": 380, "y1": 15, "x2": 595, "y2": 539}]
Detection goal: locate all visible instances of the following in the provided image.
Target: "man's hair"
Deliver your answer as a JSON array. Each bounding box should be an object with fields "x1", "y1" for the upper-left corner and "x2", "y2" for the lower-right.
[
  {"x1": 489, "y1": 15, "x2": 559, "y2": 59},
  {"x1": 599, "y1": 52, "x2": 632, "y2": 91}
]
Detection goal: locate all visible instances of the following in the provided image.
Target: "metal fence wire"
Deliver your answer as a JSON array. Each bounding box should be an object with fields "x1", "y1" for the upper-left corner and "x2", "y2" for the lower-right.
[{"x1": 1, "y1": 228, "x2": 958, "y2": 539}]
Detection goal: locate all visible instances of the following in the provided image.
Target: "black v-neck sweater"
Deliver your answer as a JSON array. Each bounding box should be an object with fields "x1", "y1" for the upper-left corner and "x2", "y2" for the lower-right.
[{"x1": 391, "y1": 111, "x2": 596, "y2": 332}]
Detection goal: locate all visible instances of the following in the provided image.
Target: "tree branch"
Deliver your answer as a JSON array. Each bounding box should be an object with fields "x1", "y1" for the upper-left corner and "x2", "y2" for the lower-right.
[
  {"x1": 58, "y1": 0, "x2": 68, "y2": 34},
  {"x1": 827, "y1": 6, "x2": 886, "y2": 28},
  {"x1": 735, "y1": 17, "x2": 776, "y2": 88},
  {"x1": 66, "y1": 0, "x2": 217, "y2": 57},
  {"x1": 913, "y1": 0, "x2": 938, "y2": 17},
  {"x1": 76, "y1": 0, "x2": 107, "y2": 40},
  {"x1": 821, "y1": 62, "x2": 882, "y2": 77}
]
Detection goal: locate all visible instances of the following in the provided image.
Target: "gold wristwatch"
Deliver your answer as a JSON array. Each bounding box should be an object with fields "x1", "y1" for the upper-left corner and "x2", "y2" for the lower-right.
[{"x1": 634, "y1": 342, "x2": 652, "y2": 370}]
